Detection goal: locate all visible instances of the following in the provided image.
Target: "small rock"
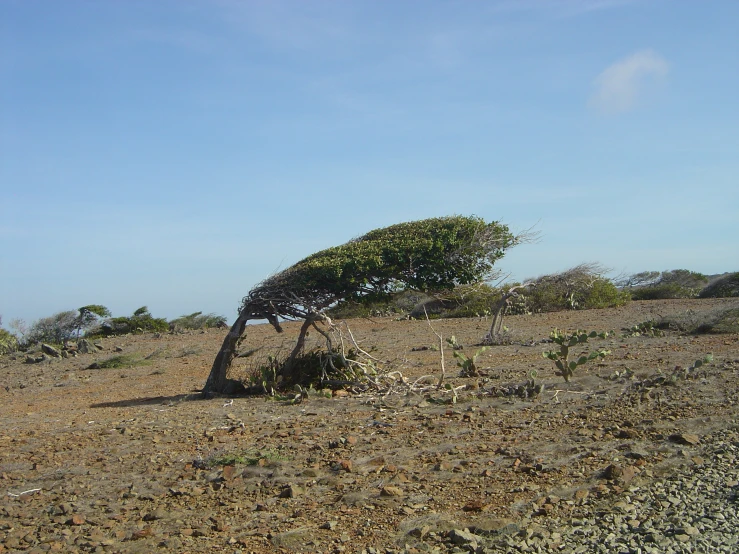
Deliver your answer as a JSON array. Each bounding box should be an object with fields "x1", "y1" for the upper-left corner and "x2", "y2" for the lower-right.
[
  {"x1": 626, "y1": 449, "x2": 650, "y2": 460},
  {"x1": 620, "y1": 466, "x2": 639, "y2": 485},
  {"x1": 669, "y1": 433, "x2": 700, "y2": 446},
  {"x1": 42, "y1": 344, "x2": 61, "y2": 357},
  {"x1": 68, "y1": 515, "x2": 86, "y2": 526},
  {"x1": 142, "y1": 509, "x2": 166, "y2": 521},
  {"x1": 222, "y1": 465, "x2": 236, "y2": 481},
  {"x1": 77, "y1": 339, "x2": 97, "y2": 354},
  {"x1": 449, "y1": 528, "x2": 480, "y2": 546},
  {"x1": 603, "y1": 464, "x2": 623, "y2": 480},
  {"x1": 335, "y1": 460, "x2": 352, "y2": 472},
  {"x1": 279, "y1": 484, "x2": 304, "y2": 498},
  {"x1": 132, "y1": 527, "x2": 154, "y2": 540},
  {"x1": 462, "y1": 500, "x2": 485, "y2": 512},
  {"x1": 380, "y1": 486, "x2": 404, "y2": 497}
]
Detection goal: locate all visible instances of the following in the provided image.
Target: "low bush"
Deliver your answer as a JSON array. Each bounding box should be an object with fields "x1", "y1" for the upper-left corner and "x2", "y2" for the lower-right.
[
  {"x1": 699, "y1": 272, "x2": 739, "y2": 298},
  {"x1": 0, "y1": 328, "x2": 19, "y2": 355},
  {"x1": 98, "y1": 306, "x2": 169, "y2": 336},
  {"x1": 25, "y1": 311, "x2": 78, "y2": 345},
  {"x1": 630, "y1": 282, "x2": 694, "y2": 300},
  {"x1": 440, "y1": 283, "x2": 502, "y2": 319},
  {"x1": 581, "y1": 278, "x2": 631, "y2": 309},
  {"x1": 626, "y1": 269, "x2": 708, "y2": 300},
  {"x1": 169, "y1": 311, "x2": 227, "y2": 331},
  {"x1": 692, "y1": 306, "x2": 739, "y2": 334},
  {"x1": 331, "y1": 274, "x2": 627, "y2": 320},
  {"x1": 520, "y1": 269, "x2": 628, "y2": 313},
  {"x1": 655, "y1": 304, "x2": 739, "y2": 334}
]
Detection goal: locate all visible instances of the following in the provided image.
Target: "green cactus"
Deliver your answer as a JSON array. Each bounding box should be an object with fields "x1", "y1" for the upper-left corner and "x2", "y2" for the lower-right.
[
  {"x1": 454, "y1": 346, "x2": 490, "y2": 377},
  {"x1": 543, "y1": 329, "x2": 610, "y2": 382}
]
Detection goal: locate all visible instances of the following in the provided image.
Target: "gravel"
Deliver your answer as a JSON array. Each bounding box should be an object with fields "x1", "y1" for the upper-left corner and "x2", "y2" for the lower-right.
[{"x1": 471, "y1": 429, "x2": 739, "y2": 554}]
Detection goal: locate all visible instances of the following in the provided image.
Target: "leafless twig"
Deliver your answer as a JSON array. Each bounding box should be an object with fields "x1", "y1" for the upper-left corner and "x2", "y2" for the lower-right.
[{"x1": 423, "y1": 307, "x2": 446, "y2": 389}]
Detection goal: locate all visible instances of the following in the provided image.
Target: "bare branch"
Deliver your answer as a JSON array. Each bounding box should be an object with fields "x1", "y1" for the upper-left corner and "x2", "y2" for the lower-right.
[{"x1": 423, "y1": 307, "x2": 446, "y2": 389}]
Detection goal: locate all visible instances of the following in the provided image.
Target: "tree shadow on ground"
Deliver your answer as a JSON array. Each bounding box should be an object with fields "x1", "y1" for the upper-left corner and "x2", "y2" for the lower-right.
[{"x1": 90, "y1": 392, "x2": 205, "y2": 409}]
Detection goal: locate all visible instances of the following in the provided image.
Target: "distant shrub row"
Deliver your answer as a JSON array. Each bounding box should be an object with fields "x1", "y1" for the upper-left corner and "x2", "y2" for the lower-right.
[
  {"x1": 3, "y1": 269, "x2": 736, "y2": 354},
  {"x1": 329, "y1": 268, "x2": 738, "y2": 321},
  {"x1": 623, "y1": 270, "x2": 739, "y2": 301},
  {"x1": 0, "y1": 306, "x2": 228, "y2": 352},
  {"x1": 329, "y1": 265, "x2": 630, "y2": 320}
]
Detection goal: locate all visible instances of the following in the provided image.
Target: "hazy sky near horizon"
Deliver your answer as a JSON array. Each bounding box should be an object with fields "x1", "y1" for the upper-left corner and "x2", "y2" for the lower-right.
[{"x1": 2, "y1": 0, "x2": 738, "y2": 326}]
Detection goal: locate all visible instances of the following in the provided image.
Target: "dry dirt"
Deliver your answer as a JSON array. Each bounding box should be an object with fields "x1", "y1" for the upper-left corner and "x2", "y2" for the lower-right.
[{"x1": 1, "y1": 299, "x2": 738, "y2": 553}]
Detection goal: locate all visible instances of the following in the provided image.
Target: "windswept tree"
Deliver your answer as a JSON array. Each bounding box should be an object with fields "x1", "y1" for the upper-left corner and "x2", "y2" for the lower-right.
[
  {"x1": 76, "y1": 305, "x2": 111, "y2": 337},
  {"x1": 203, "y1": 216, "x2": 529, "y2": 396}
]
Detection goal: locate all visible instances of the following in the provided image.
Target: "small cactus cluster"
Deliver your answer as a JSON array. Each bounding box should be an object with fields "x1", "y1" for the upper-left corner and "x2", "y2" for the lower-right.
[{"x1": 543, "y1": 329, "x2": 610, "y2": 382}]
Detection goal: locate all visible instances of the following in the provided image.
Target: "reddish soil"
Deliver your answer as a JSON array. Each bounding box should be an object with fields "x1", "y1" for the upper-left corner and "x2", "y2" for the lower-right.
[{"x1": 1, "y1": 298, "x2": 738, "y2": 553}]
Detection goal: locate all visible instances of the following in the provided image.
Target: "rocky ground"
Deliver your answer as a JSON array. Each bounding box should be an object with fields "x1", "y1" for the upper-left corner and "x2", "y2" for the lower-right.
[{"x1": 1, "y1": 298, "x2": 738, "y2": 553}]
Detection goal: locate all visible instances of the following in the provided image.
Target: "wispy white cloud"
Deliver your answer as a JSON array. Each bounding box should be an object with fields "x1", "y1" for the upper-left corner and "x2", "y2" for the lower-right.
[{"x1": 589, "y1": 50, "x2": 669, "y2": 114}]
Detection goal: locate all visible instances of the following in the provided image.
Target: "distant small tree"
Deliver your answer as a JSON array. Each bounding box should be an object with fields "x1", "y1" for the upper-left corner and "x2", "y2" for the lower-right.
[
  {"x1": 9, "y1": 318, "x2": 29, "y2": 341},
  {"x1": 76, "y1": 305, "x2": 111, "y2": 337},
  {"x1": 26, "y1": 311, "x2": 79, "y2": 344},
  {"x1": 203, "y1": 216, "x2": 533, "y2": 396}
]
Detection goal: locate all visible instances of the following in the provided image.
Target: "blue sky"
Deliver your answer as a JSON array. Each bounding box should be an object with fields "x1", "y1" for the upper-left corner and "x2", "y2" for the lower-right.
[{"x1": 2, "y1": 0, "x2": 737, "y2": 326}]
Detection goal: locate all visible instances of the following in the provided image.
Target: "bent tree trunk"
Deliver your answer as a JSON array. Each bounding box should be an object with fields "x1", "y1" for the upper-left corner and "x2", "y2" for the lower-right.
[{"x1": 202, "y1": 312, "x2": 252, "y2": 397}]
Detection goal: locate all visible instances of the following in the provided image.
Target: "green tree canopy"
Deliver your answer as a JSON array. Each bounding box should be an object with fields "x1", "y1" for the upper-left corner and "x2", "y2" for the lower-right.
[
  {"x1": 76, "y1": 304, "x2": 112, "y2": 337},
  {"x1": 240, "y1": 216, "x2": 516, "y2": 323}
]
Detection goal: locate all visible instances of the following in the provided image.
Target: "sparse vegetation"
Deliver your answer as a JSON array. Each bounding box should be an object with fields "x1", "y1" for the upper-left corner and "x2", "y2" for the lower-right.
[
  {"x1": 75, "y1": 305, "x2": 111, "y2": 337},
  {"x1": 625, "y1": 269, "x2": 708, "y2": 300},
  {"x1": 445, "y1": 335, "x2": 463, "y2": 350},
  {"x1": 692, "y1": 306, "x2": 739, "y2": 334},
  {"x1": 0, "y1": 317, "x2": 19, "y2": 355},
  {"x1": 454, "y1": 346, "x2": 489, "y2": 377},
  {"x1": 521, "y1": 264, "x2": 629, "y2": 313},
  {"x1": 543, "y1": 329, "x2": 611, "y2": 382},
  {"x1": 653, "y1": 304, "x2": 739, "y2": 335},
  {"x1": 2, "y1": 294, "x2": 738, "y2": 552},
  {"x1": 99, "y1": 306, "x2": 169, "y2": 336},
  {"x1": 699, "y1": 272, "x2": 739, "y2": 298},
  {"x1": 25, "y1": 310, "x2": 79, "y2": 345},
  {"x1": 623, "y1": 320, "x2": 665, "y2": 337},
  {"x1": 169, "y1": 311, "x2": 227, "y2": 331}
]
